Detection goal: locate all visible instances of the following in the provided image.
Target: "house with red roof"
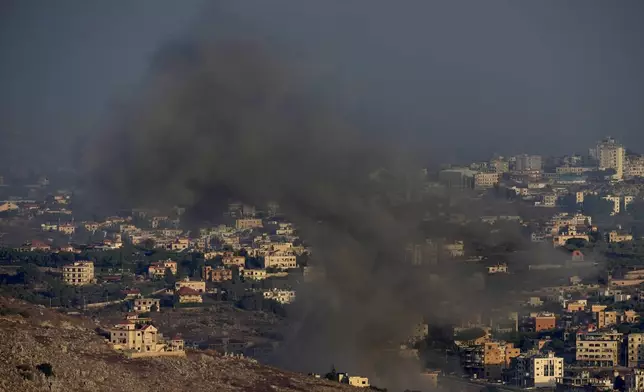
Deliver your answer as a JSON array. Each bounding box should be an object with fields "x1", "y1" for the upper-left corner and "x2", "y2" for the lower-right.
[{"x1": 175, "y1": 286, "x2": 203, "y2": 304}]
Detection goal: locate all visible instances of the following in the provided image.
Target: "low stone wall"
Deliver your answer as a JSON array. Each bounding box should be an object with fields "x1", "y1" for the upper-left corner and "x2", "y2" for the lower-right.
[
  {"x1": 125, "y1": 350, "x2": 186, "y2": 359},
  {"x1": 84, "y1": 299, "x2": 126, "y2": 309}
]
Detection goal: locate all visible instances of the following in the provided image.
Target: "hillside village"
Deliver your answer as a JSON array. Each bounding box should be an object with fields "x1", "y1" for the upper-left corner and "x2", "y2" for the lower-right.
[{"x1": 5, "y1": 137, "x2": 644, "y2": 390}]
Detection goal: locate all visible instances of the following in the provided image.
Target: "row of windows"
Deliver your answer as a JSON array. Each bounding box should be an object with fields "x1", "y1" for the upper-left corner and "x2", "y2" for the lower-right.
[
  {"x1": 579, "y1": 342, "x2": 612, "y2": 347},
  {"x1": 64, "y1": 267, "x2": 92, "y2": 272}
]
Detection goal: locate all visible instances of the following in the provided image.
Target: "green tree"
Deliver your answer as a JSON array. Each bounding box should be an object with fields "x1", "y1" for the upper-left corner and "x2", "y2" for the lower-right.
[
  {"x1": 565, "y1": 238, "x2": 588, "y2": 250},
  {"x1": 164, "y1": 267, "x2": 176, "y2": 285},
  {"x1": 582, "y1": 195, "x2": 614, "y2": 218},
  {"x1": 16, "y1": 264, "x2": 43, "y2": 285},
  {"x1": 36, "y1": 363, "x2": 54, "y2": 378},
  {"x1": 550, "y1": 338, "x2": 565, "y2": 351},
  {"x1": 629, "y1": 201, "x2": 644, "y2": 220},
  {"x1": 560, "y1": 194, "x2": 580, "y2": 213}
]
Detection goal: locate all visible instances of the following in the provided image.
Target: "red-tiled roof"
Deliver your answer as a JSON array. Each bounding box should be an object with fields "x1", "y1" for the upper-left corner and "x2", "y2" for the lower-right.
[
  {"x1": 176, "y1": 287, "x2": 201, "y2": 296},
  {"x1": 31, "y1": 240, "x2": 50, "y2": 247}
]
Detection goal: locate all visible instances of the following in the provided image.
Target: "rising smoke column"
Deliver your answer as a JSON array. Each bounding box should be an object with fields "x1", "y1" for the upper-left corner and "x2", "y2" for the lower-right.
[{"x1": 89, "y1": 37, "x2": 532, "y2": 390}]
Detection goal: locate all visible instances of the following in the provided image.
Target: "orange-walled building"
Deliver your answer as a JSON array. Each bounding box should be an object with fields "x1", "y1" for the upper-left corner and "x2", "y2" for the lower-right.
[{"x1": 533, "y1": 314, "x2": 556, "y2": 332}]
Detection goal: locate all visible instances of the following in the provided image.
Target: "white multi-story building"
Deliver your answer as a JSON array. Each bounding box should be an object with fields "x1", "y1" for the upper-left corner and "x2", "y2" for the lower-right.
[
  {"x1": 596, "y1": 137, "x2": 625, "y2": 180},
  {"x1": 509, "y1": 351, "x2": 563, "y2": 388}
]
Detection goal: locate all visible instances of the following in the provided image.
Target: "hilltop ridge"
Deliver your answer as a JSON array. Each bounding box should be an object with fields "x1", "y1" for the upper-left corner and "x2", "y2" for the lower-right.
[{"x1": 0, "y1": 296, "x2": 356, "y2": 392}]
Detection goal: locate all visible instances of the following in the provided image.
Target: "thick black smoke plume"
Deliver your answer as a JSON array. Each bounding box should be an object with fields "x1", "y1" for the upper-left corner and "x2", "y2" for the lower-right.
[
  {"x1": 88, "y1": 37, "x2": 586, "y2": 390},
  {"x1": 88, "y1": 37, "x2": 448, "y2": 387}
]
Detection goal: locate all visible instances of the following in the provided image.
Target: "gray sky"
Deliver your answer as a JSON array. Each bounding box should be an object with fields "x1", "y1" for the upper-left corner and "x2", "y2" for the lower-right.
[{"x1": 2, "y1": 0, "x2": 644, "y2": 166}]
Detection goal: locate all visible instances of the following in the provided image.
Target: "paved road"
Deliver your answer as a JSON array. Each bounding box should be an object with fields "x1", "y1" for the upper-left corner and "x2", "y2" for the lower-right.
[{"x1": 440, "y1": 375, "x2": 523, "y2": 392}]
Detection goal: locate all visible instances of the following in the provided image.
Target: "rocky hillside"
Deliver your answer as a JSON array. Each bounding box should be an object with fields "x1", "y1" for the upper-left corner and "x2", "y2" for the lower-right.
[{"x1": 0, "y1": 297, "x2": 356, "y2": 392}]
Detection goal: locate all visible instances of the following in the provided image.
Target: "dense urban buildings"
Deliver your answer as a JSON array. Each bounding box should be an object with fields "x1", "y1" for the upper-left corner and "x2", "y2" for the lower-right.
[{"x1": 3, "y1": 135, "x2": 644, "y2": 391}]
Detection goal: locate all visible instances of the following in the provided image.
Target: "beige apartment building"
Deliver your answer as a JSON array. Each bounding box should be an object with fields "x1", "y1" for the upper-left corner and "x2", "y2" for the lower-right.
[
  {"x1": 169, "y1": 238, "x2": 190, "y2": 251},
  {"x1": 222, "y1": 256, "x2": 246, "y2": 268},
  {"x1": 509, "y1": 351, "x2": 563, "y2": 388},
  {"x1": 109, "y1": 322, "x2": 184, "y2": 357},
  {"x1": 58, "y1": 224, "x2": 76, "y2": 235},
  {"x1": 175, "y1": 287, "x2": 203, "y2": 304},
  {"x1": 575, "y1": 192, "x2": 585, "y2": 204},
  {"x1": 133, "y1": 298, "x2": 160, "y2": 313},
  {"x1": 263, "y1": 289, "x2": 296, "y2": 304},
  {"x1": 110, "y1": 323, "x2": 162, "y2": 352},
  {"x1": 348, "y1": 377, "x2": 370, "y2": 388},
  {"x1": 608, "y1": 231, "x2": 633, "y2": 243},
  {"x1": 62, "y1": 261, "x2": 95, "y2": 285},
  {"x1": 148, "y1": 260, "x2": 177, "y2": 278},
  {"x1": 542, "y1": 194, "x2": 557, "y2": 207},
  {"x1": 175, "y1": 278, "x2": 206, "y2": 293},
  {"x1": 487, "y1": 264, "x2": 508, "y2": 274},
  {"x1": 270, "y1": 242, "x2": 293, "y2": 252},
  {"x1": 597, "y1": 310, "x2": 638, "y2": 329},
  {"x1": 264, "y1": 253, "x2": 298, "y2": 269},
  {"x1": 444, "y1": 241, "x2": 465, "y2": 257},
  {"x1": 235, "y1": 218, "x2": 263, "y2": 230},
  {"x1": 576, "y1": 331, "x2": 622, "y2": 367},
  {"x1": 244, "y1": 269, "x2": 268, "y2": 280},
  {"x1": 566, "y1": 300, "x2": 587, "y2": 312},
  {"x1": 626, "y1": 156, "x2": 644, "y2": 178},
  {"x1": 202, "y1": 266, "x2": 233, "y2": 282},
  {"x1": 332, "y1": 373, "x2": 369, "y2": 388},
  {"x1": 474, "y1": 172, "x2": 500, "y2": 188},
  {"x1": 597, "y1": 310, "x2": 618, "y2": 329},
  {"x1": 628, "y1": 334, "x2": 644, "y2": 368},
  {"x1": 556, "y1": 166, "x2": 592, "y2": 175}
]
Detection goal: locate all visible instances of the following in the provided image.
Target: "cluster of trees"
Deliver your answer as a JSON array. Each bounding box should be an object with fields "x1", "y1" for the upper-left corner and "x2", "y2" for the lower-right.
[
  {"x1": 0, "y1": 263, "x2": 126, "y2": 308},
  {"x1": 237, "y1": 293, "x2": 287, "y2": 317},
  {"x1": 560, "y1": 194, "x2": 614, "y2": 217}
]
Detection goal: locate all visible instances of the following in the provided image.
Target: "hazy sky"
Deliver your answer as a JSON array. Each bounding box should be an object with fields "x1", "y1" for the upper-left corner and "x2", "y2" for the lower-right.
[{"x1": 2, "y1": 0, "x2": 644, "y2": 166}]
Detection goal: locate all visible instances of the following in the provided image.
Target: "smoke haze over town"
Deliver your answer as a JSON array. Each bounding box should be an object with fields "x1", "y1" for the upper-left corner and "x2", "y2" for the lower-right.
[
  {"x1": 2, "y1": 2, "x2": 644, "y2": 392},
  {"x1": 2, "y1": 1, "x2": 644, "y2": 166}
]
